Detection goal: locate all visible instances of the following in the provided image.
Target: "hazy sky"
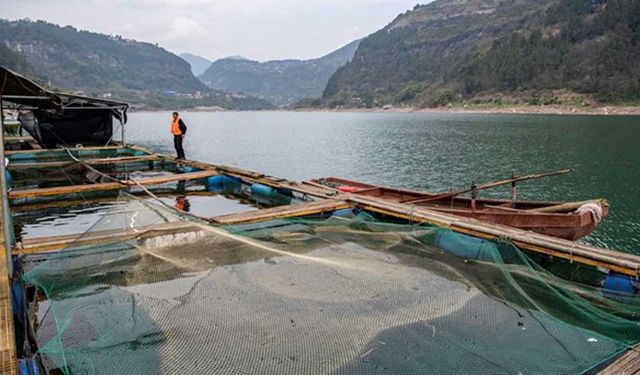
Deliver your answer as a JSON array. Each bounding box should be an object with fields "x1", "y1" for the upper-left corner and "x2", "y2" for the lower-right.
[{"x1": 1, "y1": 0, "x2": 422, "y2": 61}]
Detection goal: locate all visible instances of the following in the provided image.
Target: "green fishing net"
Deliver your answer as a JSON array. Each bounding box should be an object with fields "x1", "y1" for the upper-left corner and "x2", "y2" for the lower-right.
[{"x1": 21, "y1": 192, "x2": 640, "y2": 374}]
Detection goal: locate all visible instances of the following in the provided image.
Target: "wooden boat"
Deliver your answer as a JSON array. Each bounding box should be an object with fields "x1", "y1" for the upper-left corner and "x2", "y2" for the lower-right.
[{"x1": 307, "y1": 177, "x2": 609, "y2": 241}]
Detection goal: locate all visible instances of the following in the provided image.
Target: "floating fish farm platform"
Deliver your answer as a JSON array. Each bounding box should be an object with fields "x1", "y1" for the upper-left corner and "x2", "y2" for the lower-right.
[{"x1": 1, "y1": 66, "x2": 640, "y2": 374}]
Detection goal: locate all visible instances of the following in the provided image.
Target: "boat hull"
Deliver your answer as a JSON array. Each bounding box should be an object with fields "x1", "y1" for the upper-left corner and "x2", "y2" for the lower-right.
[{"x1": 308, "y1": 177, "x2": 609, "y2": 241}]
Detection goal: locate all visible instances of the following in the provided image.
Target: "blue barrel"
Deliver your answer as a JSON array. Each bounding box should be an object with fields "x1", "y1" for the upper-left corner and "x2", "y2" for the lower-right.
[
  {"x1": 603, "y1": 273, "x2": 638, "y2": 295},
  {"x1": 331, "y1": 208, "x2": 356, "y2": 218},
  {"x1": 250, "y1": 183, "x2": 293, "y2": 205},
  {"x1": 207, "y1": 175, "x2": 242, "y2": 194},
  {"x1": 18, "y1": 358, "x2": 41, "y2": 375},
  {"x1": 5, "y1": 170, "x2": 12, "y2": 191},
  {"x1": 434, "y1": 230, "x2": 498, "y2": 262}
]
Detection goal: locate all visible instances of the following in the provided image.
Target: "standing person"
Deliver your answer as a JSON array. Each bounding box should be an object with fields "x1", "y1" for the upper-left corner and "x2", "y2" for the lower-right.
[{"x1": 171, "y1": 112, "x2": 187, "y2": 160}]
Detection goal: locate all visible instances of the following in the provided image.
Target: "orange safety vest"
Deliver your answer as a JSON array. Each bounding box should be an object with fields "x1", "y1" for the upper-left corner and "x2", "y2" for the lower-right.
[{"x1": 171, "y1": 118, "x2": 182, "y2": 135}]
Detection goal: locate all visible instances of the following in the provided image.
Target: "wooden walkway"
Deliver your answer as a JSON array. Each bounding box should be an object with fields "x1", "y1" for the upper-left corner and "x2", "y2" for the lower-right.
[{"x1": 0, "y1": 198, "x2": 16, "y2": 375}]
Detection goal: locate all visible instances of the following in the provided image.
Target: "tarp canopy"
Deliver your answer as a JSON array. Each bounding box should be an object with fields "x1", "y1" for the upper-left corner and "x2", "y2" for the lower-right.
[{"x1": 0, "y1": 66, "x2": 129, "y2": 147}]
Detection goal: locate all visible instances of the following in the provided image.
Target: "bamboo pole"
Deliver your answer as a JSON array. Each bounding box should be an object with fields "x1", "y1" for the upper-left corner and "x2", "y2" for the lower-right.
[
  {"x1": 212, "y1": 199, "x2": 351, "y2": 224},
  {"x1": 402, "y1": 169, "x2": 573, "y2": 204}
]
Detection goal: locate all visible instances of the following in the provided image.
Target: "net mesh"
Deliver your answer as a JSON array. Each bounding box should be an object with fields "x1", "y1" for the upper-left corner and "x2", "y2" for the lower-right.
[{"x1": 22, "y1": 192, "x2": 640, "y2": 374}]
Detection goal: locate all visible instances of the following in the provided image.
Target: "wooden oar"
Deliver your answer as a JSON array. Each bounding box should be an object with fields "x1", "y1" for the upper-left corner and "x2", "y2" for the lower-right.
[{"x1": 401, "y1": 169, "x2": 573, "y2": 205}]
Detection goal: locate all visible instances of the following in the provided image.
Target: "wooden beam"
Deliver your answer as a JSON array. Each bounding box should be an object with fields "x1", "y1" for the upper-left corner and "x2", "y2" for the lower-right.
[
  {"x1": 598, "y1": 346, "x2": 640, "y2": 374},
  {"x1": 7, "y1": 154, "x2": 160, "y2": 170},
  {"x1": 212, "y1": 199, "x2": 351, "y2": 225},
  {"x1": 346, "y1": 195, "x2": 640, "y2": 276},
  {"x1": 8, "y1": 170, "x2": 219, "y2": 200}
]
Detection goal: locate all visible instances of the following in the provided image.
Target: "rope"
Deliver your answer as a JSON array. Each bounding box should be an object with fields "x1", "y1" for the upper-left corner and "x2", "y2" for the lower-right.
[{"x1": 64, "y1": 148, "x2": 215, "y2": 223}]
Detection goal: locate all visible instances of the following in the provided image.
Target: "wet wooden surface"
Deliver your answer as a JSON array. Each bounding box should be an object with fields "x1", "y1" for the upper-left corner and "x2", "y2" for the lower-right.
[{"x1": 0, "y1": 197, "x2": 16, "y2": 375}]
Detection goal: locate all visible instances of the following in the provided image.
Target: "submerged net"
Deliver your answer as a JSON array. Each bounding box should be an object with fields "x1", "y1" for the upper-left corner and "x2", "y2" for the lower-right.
[{"x1": 22, "y1": 192, "x2": 640, "y2": 374}]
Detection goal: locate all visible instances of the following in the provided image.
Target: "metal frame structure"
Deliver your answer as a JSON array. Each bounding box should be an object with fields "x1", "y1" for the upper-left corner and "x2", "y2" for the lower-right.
[{"x1": 0, "y1": 66, "x2": 130, "y2": 276}]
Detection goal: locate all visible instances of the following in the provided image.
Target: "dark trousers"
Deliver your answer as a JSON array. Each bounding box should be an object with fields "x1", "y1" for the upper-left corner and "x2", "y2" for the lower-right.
[{"x1": 174, "y1": 135, "x2": 185, "y2": 159}]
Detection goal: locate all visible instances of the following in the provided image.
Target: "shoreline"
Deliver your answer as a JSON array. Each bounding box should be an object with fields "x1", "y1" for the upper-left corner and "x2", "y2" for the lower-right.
[
  {"x1": 292, "y1": 104, "x2": 640, "y2": 116},
  {"x1": 129, "y1": 104, "x2": 640, "y2": 116}
]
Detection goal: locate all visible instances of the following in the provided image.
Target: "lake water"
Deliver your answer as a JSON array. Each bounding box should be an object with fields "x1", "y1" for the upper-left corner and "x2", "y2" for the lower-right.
[{"x1": 124, "y1": 111, "x2": 640, "y2": 254}]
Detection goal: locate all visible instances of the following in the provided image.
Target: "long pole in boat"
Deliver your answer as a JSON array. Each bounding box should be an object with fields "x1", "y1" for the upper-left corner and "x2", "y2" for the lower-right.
[
  {"x1": 402, "y1": 168, "x2": 573, "y2": 205},
  {"x1": 0, "y1": 96, "x2": 13, "y2": 276}
]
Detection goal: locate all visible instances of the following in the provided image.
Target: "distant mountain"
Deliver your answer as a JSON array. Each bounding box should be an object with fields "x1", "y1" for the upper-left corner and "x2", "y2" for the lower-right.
[
  {"x1": 179, "y1": 52, "x2": 212, "y2": 76},
  {"x1": 199, "y1": 39, "x2": 361, "y2": 107},
  {"x1": 321, "y1": 0, "x2": 640, "y2": 108},
  {"x1": 0, "y1": 19, "x2": 274, "y2": 110},
  {"x1": 225, "y1": 55, "x2": 248, "y2": 61}
]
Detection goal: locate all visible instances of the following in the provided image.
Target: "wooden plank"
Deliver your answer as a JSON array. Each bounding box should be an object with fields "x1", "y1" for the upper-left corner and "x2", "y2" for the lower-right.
[
  {"x1": 346, "y1": 195, "x2": 640, "y2": 276},
  {"x1": 8, "y1": 154, "x2": 160, "y2": 170},
  {"x1": 0, "y1": 196, "x2": 17, "y2": 375},
  {"x1": 15, "y1": 221, "x2": 200, "y2": 255},
  {"x1": 8, "y1": 170, "x2": 219, "y2": 200},
  {"x1": 598, "y1": 347, "x2": 640, "y2": 375},
  {"x1": 213, "y1": 199, "x2": 351, "y2": 224},
  {"x1": 5, "y1": 145, "x2": 123, "y2": 155},
  {"x1": 10, "y1": 190, "x2": 219, "y2": 213}
]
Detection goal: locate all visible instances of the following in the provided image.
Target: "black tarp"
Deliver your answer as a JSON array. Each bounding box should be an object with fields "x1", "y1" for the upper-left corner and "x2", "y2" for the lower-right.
[
  {"x1": 34, "y1": 108, "x2": 113, "y2": 148},
  {"x1": 1, "y1": 66, "x2": 128, "y2": 147}
]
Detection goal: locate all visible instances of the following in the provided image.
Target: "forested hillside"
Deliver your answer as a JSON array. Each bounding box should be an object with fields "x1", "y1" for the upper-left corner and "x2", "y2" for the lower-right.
[
  {"x1": 0, "y1": 19, "x2": 273, "y2": 110},
  {"x1": 322, "y1": 0, "x2": 640, "y2": 108}
]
